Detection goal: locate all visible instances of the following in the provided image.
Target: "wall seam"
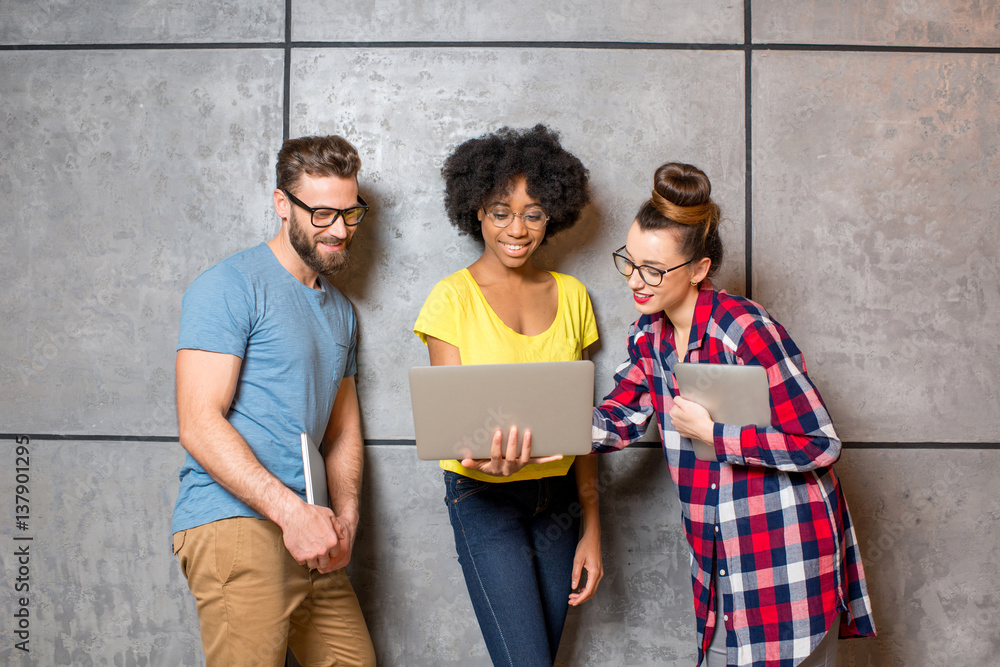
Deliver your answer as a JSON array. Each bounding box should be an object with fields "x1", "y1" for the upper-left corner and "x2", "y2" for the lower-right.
[
  {"x1": 282, "y1": 0, "x2": 292, "y2": 142},
  {"x1": 3, "y1": 435, "x2": 999, "y2": 450},
  {"x1": 744, "y1": 0, "x2": 753, "y2": 300},
  {"x1": 3, "y1": 43, "x2": 998, "y2": 53}
]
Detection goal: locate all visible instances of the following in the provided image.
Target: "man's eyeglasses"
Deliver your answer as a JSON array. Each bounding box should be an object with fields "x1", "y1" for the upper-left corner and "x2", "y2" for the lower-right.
[
  {"x1": 482, "y1": 205, "x2": 549, "y2": 231},
  {"x1": 282, "y1": 188, "x2": 369, "y2": 228},
  {"x1": 612, "y1": 245, "x2": 692, "y2": 286}
]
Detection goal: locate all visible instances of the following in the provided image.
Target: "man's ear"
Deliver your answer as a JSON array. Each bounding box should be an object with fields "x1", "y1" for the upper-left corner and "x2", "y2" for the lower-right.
[{"x1": 273, "y1": 188, "x2": 289, "y2": 220}]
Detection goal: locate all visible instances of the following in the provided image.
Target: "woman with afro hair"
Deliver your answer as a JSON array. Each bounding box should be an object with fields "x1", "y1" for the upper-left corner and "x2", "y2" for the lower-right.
[{"x1": 414, "y1": 125, "x2": 603, "y2": 666}]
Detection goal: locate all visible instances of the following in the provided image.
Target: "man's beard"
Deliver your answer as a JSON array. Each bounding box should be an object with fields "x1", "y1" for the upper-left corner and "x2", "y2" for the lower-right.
[{"x1": 288, "y1": 210, "x2": 352, "y2": 276}]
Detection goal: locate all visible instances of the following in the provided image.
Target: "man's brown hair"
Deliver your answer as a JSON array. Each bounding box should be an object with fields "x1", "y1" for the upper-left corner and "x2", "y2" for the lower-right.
[{"x1": 276, "y1": 135, "x2": 361, "y2": 193}]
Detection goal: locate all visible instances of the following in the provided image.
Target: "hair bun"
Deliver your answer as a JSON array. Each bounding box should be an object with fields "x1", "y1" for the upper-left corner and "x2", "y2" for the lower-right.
[
  {"x1": 648, "y1": 163, "x2": 719, "y2": 235},
  {"x1": 654, "y1": 162, "x2": 711, "y2": 203}
]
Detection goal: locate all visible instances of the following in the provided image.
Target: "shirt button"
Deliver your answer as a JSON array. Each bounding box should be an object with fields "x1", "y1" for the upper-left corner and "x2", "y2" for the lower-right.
[
  {"x1": 711, "y1": 483, "x2": 717, "y2": 490},
  {"x1": 724, "y1": 614, "x2": 729, "y2": 622},
  {"x1": 720, "y1": 569, "x2": 726, "y2": 576},
  {"x1": 715, "y1": 525, "x2": 720, "y2": 533}
]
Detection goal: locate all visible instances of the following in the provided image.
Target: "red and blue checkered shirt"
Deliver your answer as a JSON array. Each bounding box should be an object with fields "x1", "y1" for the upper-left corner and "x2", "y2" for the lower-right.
[{"x1": 593, "y1": 282, "x2": 875, "y2": 667}]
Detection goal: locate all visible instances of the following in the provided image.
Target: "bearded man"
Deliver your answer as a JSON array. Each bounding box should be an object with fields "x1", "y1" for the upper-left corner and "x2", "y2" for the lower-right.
[{"x1": 171, "y1": 135, "x2": 375, "y2": 666}]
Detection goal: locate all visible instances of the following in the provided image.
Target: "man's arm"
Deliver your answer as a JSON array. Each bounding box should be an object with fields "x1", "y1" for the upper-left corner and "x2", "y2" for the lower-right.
[
  {"x1": 321, "y1": 375, "x2": 364, "y2": 570},
  {"x1": 176, "y1": 348, "x2": 343, "y2": 572}
]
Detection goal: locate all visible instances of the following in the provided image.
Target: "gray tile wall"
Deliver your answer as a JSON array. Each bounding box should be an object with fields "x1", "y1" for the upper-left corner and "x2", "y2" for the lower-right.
[
  {"x1": 290, "y1": 46, "x2": 746, "y2": 430},
  {"x1": 3, "y1": 442, "x2": 997, "y2": 665},
  {"x1": 2, "y1": 1, "x2": 997, "y2": 665},
  {"x1": 0, "y1": 0, "x2": 284, "y2": 44},
  {"x1": 1, "y1": 49, "x2": 284, "y2": 435},
  {"x1": 293, "y1": 0, "x2": 744, "y2": 43},
  {"x1": 752, "y1": 51, "x2": 1000, "y2": 442},
  {"x1": 753, "y1": 0, "x2": 1000, "y2": 47}
]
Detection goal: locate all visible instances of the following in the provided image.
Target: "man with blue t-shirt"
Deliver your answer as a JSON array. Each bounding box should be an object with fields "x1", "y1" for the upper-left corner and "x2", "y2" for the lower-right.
[{"x1": 171, "y1": 135, "x2": 375, "y2": 666}]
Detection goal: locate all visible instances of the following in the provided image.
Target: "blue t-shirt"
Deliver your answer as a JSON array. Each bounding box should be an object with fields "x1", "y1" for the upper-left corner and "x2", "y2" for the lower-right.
[{"x1": 171, "y1": 243, "x2": 357, "y2": 534}]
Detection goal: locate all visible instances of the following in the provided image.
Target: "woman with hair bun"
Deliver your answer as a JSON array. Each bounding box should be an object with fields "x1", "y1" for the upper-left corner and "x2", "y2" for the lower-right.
[
  {"x1": 592, "y1": 163, "x2": 875, "y2": 666},
  {"x1": 413, "y1": 125, "x2": 603, "y2": 666}
]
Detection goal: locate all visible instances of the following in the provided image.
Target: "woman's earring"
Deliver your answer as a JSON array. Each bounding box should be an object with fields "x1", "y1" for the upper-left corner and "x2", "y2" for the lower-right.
[{"x1": 691, "y1": 281, "x2": 699, "y2": 286}]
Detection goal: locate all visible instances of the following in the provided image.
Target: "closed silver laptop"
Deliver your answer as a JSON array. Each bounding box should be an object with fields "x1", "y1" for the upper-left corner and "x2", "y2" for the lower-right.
[
  {"x1": 300, "y1": 432, "x2": 329, "y2": 507},
  {"x1": 672, "y1": 362, "x2": 771, "y2": 461}
]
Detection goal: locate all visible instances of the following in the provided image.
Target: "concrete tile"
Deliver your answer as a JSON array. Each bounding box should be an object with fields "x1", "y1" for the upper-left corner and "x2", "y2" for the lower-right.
[
  {"x1": 290, "y1": 47, "x2": 746, "y2": 438},
  {"x1": 753, "y1": 0, "x2": 1000, "y2": 47},
  {"x1": 295, "y1": 0, "x2": 743, "y2": 44},
  {"x1": 0, "y1": 50, "x2": 284, "y2": 434},
  {"x1": 0, "y1": 0, "x2": 283, "y2": 45},
  {"x1": 349, "y1": 445, "x2": 488, "y2": 665},
  {"x1": 351, "y1": 444, "x2": 696, "y2": 666},
  {"x1": 751, "y1": 51, "x2": 1000, "y2": 442},
  {"x1": 835, "y1": 448, "x2": 1000, "y2": 666},
  {"x1": 0, "y1": 438, "x2": 199, "y2": 666},
  {"x1": 555, "y1": 447, "x2": 697, "y2": 666},
  {"x1": 4, "y1": 439, "x2": 994, "y2": 665}
]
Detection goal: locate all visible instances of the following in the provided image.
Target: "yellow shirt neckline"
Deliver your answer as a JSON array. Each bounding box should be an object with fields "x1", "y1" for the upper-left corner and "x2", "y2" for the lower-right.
[{"x1": 459, "y1": 268, "x2": 564, "y2": 341}]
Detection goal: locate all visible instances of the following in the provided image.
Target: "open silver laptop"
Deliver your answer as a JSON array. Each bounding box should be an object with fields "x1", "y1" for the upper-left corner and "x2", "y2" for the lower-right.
[
  {"x1": 409, "y1": 361, "x2": 595, "y2": 461},
  {"x1": 672, "y1": 363, "x2": 771, "y2": 461},
  {"x1": 300, "y1": 432, "x2": 329, "y2": 507}
]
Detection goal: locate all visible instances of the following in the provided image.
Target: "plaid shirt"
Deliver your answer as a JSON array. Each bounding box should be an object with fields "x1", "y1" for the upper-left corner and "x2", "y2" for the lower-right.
[{"x1": 593, "y1": 282, "x2": 875, "y2": 667}]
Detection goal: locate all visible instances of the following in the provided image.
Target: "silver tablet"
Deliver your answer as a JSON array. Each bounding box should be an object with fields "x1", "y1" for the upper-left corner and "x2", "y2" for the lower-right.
[
  {"x1": 409, "y1": 361, "x2": 595, "y2": 461},
  {"x1": 300, "y1": 432, "x2": 329, "y2": 507},
  {"x1": 672, "y1": 362, "x2": 771, "y2": 461}
]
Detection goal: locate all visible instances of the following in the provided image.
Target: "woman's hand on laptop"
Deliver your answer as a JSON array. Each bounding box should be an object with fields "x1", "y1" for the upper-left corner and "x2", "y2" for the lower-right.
[
  {"x1": 669, "y1": 395, "x2": 716, "y2": 444},
  {"x1": 460, "y1": 426, "x2": 562, "y2": 477}
]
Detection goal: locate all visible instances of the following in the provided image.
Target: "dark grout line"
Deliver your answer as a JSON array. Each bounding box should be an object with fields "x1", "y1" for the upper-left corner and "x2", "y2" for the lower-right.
[
  {"x1": 754, "y1": 43, "x2": 1000, "y2": 54},
  {"x1": 0, "y1": 42, "x2": 283, "y2": 50},
  {"x1": 364, "y1": 440, "x2": 1000, "y2": 450},
  {"x1": 841, "y1": 441, "x2": 1000, "y2": 450},
  {"x1": 3, "y1": 41, "x2": 997, "y2": 54},
  {"x1": 3, "y1": 434, "x2": 179, "y2": 442},
  {"x1": 288, "y1": 41, "x2": 743, "y2": 50},
  {"x1": 282, "y1": 0, "x2": 292, "y2": 142},
  {"x1": 744, "y1": 0, "x2": 753, "y2": 300},
  {"x1": 0, "y1": 41, "x2": 737, "y2": 52},
  {"x1": 4, "y1": 435, "x2": 998, "y2": 450}
]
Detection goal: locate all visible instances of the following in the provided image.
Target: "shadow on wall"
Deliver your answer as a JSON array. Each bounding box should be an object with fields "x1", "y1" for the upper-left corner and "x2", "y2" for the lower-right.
[{"x1": 327, "y1": 182, "x2": 389, "y2": 305}]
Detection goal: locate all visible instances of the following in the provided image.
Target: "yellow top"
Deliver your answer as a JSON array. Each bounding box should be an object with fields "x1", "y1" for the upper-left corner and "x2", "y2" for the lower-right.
[{"x1": 414, "y1": 268, "x2": 599, "y2": 482}]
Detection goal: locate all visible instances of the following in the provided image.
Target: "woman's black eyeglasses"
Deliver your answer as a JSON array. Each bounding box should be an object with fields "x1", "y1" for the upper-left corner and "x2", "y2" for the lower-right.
[{"x1": 612, "y1": 245, "x2": 692, "y2": 286}]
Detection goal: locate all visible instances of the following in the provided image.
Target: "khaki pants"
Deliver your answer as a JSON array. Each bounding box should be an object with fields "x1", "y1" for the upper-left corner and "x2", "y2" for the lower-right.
[{"x1": 173, "y1": 517, "x2": 376, "y2": 667}]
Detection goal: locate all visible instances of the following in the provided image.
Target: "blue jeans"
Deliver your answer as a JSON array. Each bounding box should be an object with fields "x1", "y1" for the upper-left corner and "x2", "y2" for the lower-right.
[{"x1": 444, "y1": 470, "x2": 580, "y2": 667}]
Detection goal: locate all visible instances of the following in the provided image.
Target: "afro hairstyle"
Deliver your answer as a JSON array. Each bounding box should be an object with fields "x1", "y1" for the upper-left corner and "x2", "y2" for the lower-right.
[{"x1": 441, "y1": 124, "x2": 590, "y2": 243}]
